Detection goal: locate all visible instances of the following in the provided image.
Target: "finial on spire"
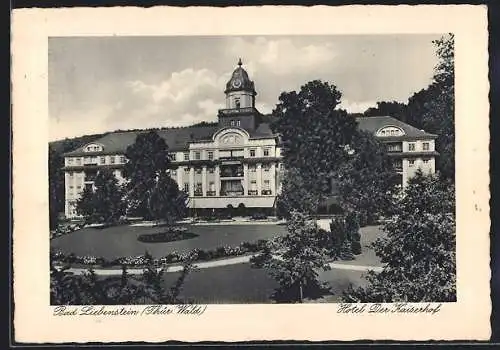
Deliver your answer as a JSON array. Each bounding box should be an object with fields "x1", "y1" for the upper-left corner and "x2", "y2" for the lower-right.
[{"x1": 237, "y1": 58, "x2": 242, "y2": 67}]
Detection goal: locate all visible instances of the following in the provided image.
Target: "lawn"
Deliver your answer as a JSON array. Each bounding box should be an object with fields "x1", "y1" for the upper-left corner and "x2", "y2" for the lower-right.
[
  {"x1": 51, "y1": 223, "x2": 385, "y2": 267},
  {"x1": 51, "y1": 224, "x2": 288, "y2": 259},
  {"x1": 161, "y1": 262, "x2": 370, "y2": 304}
]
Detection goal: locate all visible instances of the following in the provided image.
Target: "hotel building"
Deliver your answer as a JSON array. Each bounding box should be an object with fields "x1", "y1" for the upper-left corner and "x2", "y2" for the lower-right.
[{"x1": 62, "y1": 60, "x2": 438, "y2": 219}]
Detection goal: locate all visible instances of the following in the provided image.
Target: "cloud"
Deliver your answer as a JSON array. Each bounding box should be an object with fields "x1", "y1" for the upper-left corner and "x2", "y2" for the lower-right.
[
  {"x1": 228, "y1": 37, "x2": 337, "y2": 76},
  {"x1": 338, "y1": 100, "x2": 377, "y2": 114},
  {"x1": 108, "y1": 68, "x2": 227, "y2": 127}
]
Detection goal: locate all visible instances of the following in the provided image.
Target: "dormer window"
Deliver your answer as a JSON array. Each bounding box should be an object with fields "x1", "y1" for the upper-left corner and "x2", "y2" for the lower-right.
[
  {"x1": 376, "y1": 126, "x2": 405, "y2": 138},
  {"x1": 84, "y1": 143, "x2": 103, "y2": 153}
]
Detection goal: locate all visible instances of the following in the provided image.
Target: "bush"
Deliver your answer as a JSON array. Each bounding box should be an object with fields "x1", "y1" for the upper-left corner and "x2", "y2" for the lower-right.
[
  {"x1": 351, "y1": 241, "x2": 362, "y2": 255},
  {"x1": 251, "y1": 212, "x2": 268, "y2": 220}
]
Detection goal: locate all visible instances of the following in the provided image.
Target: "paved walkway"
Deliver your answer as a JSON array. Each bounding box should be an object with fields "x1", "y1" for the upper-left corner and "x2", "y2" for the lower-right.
[{"x1": 54, "y1": 255, "x2": 383, "y2": 276}]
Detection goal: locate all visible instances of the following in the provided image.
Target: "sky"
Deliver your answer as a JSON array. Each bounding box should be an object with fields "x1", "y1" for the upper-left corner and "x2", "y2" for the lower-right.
[{"x1": 48, "y1": 35, "x2": 443, "y2": 141}]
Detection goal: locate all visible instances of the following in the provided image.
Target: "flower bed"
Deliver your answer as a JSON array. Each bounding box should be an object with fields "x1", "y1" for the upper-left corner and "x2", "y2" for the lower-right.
[
  {"x1": 50, "y1": 239, "x2": 270, "y2": 269},
  {"x1": 137, "y1": 228, "x2": 198, "y2": 243}
]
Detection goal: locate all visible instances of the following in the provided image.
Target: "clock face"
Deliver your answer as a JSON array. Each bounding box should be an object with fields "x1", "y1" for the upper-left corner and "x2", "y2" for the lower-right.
[{"x1": 232, "y1": 78, "x2": 242, "y2": 88}]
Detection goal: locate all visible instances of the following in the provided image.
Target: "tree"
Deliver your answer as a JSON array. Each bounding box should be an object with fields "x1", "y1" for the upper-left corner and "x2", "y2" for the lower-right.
[
  {"x1": 75, "y1": 169, "x2": 125, "y2": 224},
  {"x1": 123, "y1": 131, "x2": 171, "y2": 219},
  {"x1": 342, "y1": 170, "x2": 456, "y2": 302},
  {"x1": 251, "y1": 211, "x2": 332, "y2": 303},
  {"x1": 336, "y1": 130, "x2": 399, "y2": 224},
  {"x1": 148, "y1": 173, "x2": 188, "y2": 225},
  {"x1": 49, "y1": 146, "x2": 63, "y2": 230},
  {"x1": 271, "y1": 80, "x2": 358, "y2": 205},
  {"x1": 50, "y1": 254, "x2": 195, "y2": 305},
  {"x1": 363, "y1": 101, "x2": 408, "y2": 122},
  {"x1": 276, "y1": 168, "x2": 322, "y2": 218}
]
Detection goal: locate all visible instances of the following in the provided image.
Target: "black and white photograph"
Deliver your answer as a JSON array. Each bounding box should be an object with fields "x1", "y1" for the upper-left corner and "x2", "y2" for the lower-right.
[
  {"x1": 12, "y1": 5, "x2": 490, "y2": 343},
  {"x1": 48, "y1": 33, "x2": 456, "y2": 305}
]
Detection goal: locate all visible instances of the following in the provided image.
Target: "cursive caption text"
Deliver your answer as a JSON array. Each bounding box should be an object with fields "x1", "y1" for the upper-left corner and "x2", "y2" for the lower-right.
[{"x1": 53, "y1": 304, "x2": 207, "y2": 317}]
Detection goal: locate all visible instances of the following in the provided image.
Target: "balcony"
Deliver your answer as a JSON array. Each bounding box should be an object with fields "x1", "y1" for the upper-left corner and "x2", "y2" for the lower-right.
[
  {"x1": 206, "y1": 191, "x2": 216, "y2": 197},
  {"x1": 219, "y1": 107, "x2": 255, "y2": 115},
  {"x1": 248, "y1": 190, "x2": 258, "y2": 196},
  {"x1": 194, "y1": 190, "x2": 203, "y2": 197},
  {"x1": 261, "y1": 190, "x2": 272, "y2": 195},
  {"x1": 220, "y1": 190, "x2": 244, "y2": 197},
  {"x1": 220, "y1": 165, "x2": 244, "y2": 178},
  {"x1": 386, "y1": 142, "x2": 403, "y2": 153}
]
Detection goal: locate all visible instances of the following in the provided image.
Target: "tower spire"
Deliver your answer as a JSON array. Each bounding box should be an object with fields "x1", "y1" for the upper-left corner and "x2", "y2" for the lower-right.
[{"x1": 237, "y1": 58, "x2": 242, "y2": 67}]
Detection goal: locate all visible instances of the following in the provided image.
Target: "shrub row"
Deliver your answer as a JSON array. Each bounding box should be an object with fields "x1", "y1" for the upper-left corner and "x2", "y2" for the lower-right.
[
  {"x1": 50, "y1": 239, "x2": 270, "y2": 268},
  {"x1": 50, "y1": 223, "x2": 85, "y2": 239}
]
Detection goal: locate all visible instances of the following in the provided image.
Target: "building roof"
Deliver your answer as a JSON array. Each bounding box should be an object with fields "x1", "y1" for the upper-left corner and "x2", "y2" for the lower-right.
[
  {"x1": 355, "y1": 116, "x2": 437, "y2": 139},
  {"x1": 224, "y1": 59, "x2": 256, "y2": 94},
  {"x1": 63, "y1": 115, "x2": 435, "y2": 157},
  {"x1": 63, "y1": 123, "x2": 276, "y2": 157}
]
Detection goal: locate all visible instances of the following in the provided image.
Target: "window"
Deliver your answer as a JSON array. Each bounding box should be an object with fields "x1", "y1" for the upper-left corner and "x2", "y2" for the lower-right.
[
  {"x1": 408, "y1": 143, "x2": 416, "y2": 151},
  {"x1": 208, "y1": 167, "x2": 215, "y2": 174},
  {"x1": 235, "y1": 97, "x2": 241, "y2": 109},
  {"x1": 249, "y1": 165, "x2": 256, "y2": 172},
  {"x1": 68, "y1": 172, "x2": 74, "y2": 178},
  {"x1": 184, "y1": 183, "x2": 189, "y2": 193},
  {"x1": 208, "y1": 151, "x2": 214, "y2": 160},
  {"x1": 423, "y1": 142, "x2": 430, "y2": 151},
  {"x1": 263, "y1": 164, "x2": 270, "y2": 172},
  {"x1": 195, "y1": 168, "x2": 202, "y2": 174},
  {"x1": 100, "y1": 156, "x2": 105, "y2": 164},
  {"x1": 194, "y1": 152, "x2": 201, "y2": 160},
  {"x1": 170, "y1": 153, "x2": 177, "y2": 161},
  {"x1": 67, "y1": 158, "x2": 74, "y2": 165},
  {"x1": 184, "y1": 167, "x2": 190, "y2": 172},
  {"x1": 172, "y1": 169, "x2": 177, "y2": 176},
  {"x1": 249, "y1": 149, "x2": 256, "y2": 157},
  {"x1": 75, "y1": 158, "x2": 81, "y2": 165},
  {"x1": 408, "y1": 160, "x2": 415, "y2": 167},
  {"x1": 115, "y1": 170, "x2": 122, "y2": 178},
  {"x1": 76, "y1": 185, "x2": 82, "y2": 190},
  {"x1": 236, "y1": 120, "x2": 241, "y2": 127},
  {"x1": 263, "y1": 148, "x2": 270, "y2": 157},
  {"x1": 230, "y1": 120, "x2": 235, "y2": 127},
  {"x1": 263, "y1": 180, "x2": 270, "y2": 189},
  {"x1": 184, "y1": 152, "x2": 190, "y2": 161},
  {"x1": 209, "y1": 182, "x2": 215, "y2": 191},
  {"x1": 423, "y1": 159, "x2": 430, "y2": 164},
  {"x1": 110, "y1": 156, "x2": 115, "y2": 164}
]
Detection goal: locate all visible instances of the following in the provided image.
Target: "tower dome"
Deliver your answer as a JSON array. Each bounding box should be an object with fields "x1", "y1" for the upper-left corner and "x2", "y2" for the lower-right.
[{"x1": 224, "y1": 58, "x2": 256, "y2": 95}]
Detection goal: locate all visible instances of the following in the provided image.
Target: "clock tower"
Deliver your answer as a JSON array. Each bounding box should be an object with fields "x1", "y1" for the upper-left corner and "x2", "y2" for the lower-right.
[
  {"x1": 224, "y1": 58, "x2": 257, "y2": 109},
  {"x1": 218, "y1": 58, "x2": 260, "y2": 130}
]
